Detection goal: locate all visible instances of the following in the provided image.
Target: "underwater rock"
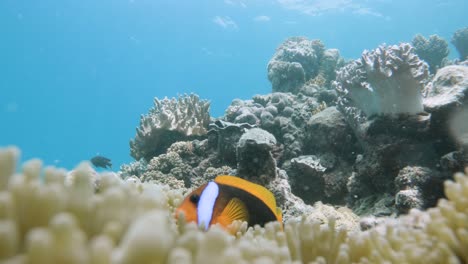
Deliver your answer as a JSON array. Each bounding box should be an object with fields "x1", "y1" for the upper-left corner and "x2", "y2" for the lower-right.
[
  {"x1": 289, "y1": 155, "x2": 327, "y2": 201},
  {"x1": 440, "y1": 151, "x2": 467, "y2": 173},
  {"x1": 287, "y1": 154, "x2": 348, "y2": 205},
  {"x1": 207, "y1": 120, "x2": 255, "y2": 167},
  {"x1": 412, "y1": 34, "x2": 449, "y2": 74},
  {"x1": 267, "y1": 37, "x2": 342, "y2": 93},
  {"x1": 451, "y1": 27, "x2": 468, "y2": 60},
  {"x1": 267, "y1": 37, "x2": 322, "y2": 94},
  {"x1": 267, "y1": 169, "x2": 314, "y2": 223},
  {"x1": 130, "y1": 94, "x2": 210, "y2": 161},
  {"x1": 319, "y1": 48, "x2": 345, "y2": 87},
  {"x1": 335, "y1": 43, "x2": 429, "y2": 117},
  {"x1": 304, "y1": 106, "x2": 356, "y2": 160},
  {"x1": 423, "y1": 65, "x2": 468, "y2": 155},
  {"x1": 424, "y1": 65, "x2": 468, "y2": 113},
  {"x1": 395, "y1": 189, "x2": 423, "y2": 214},
  {"x1": 394, "y1": 166, "x2": 443, "y2": 213},
  {"x1": 236, "y1": 128, "x2": 277, "y2": 185},
  {"x1": 267, "y1": 60, "x2": 306, "y2": 94},
  {"x1": 233, "y1": 111, "x2": 259, "y2": 125},
  {"x1": 350, "y1": 193, "x2": 396, "y2": 217}
]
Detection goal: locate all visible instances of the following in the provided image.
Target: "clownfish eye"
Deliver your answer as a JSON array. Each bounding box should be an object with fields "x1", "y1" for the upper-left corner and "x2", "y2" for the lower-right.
[{"x1": 190, "y1": 194, "x2": 200, "y2": 204}]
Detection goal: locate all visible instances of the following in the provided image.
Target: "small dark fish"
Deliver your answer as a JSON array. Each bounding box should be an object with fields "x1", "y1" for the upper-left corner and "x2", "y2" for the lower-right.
[{"x1": 90, "y1": 155, "x2": 112, "y2": 169}]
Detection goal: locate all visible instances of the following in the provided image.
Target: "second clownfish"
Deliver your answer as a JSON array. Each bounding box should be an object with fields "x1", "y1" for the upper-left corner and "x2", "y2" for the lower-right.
[{"x1": 175, "y1": 175, "x2": 282, "y2": 231}]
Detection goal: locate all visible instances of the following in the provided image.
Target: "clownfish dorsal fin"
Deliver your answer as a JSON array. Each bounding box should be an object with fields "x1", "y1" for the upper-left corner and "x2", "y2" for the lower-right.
[
  {"x1": 214, "y1": 175, "x2": 281, "y2": 221},
  {"x1": 216, "y1": 197, "x2": 249, "y2": 227}
]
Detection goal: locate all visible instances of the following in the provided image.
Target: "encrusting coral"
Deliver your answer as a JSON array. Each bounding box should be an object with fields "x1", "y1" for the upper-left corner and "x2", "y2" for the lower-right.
[{"x1": 1, "y1": 146, "x2": 468, "y2": 264}]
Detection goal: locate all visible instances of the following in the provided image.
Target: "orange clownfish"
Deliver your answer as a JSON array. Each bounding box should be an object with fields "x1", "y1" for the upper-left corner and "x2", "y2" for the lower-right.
[{"x1": 175, "y1": 175, "x2": 282, "y2": 231}]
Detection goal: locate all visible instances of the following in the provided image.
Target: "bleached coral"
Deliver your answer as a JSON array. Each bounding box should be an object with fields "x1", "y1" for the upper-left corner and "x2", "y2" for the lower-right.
[
  {"x1": 130, "y1": 94, "x2": 211, "y2": 161},
  {"x1": 335, "y1": 43, "x2": 429, "y2": 116},
  {"x1": 1, "y1": 146, "x2": 468, "y2": 263}
]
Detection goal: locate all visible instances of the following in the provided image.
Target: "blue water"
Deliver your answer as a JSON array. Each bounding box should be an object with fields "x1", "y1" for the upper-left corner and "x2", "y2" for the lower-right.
[{"x1": 1, "y1": 0, "x2": 467, "y2": 171}]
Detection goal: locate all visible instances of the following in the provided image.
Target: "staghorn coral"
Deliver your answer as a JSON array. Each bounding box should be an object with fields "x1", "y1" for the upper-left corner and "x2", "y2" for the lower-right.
[
  {"x1": 451, "y1": 27, "x2": 468, "y2": 60},
  {"x1": 130, "y1": 94, "x2": 211, "y2": 161},
  {"x1": 412, "y1": 34, "x2": 449, "y2": 74},
  {"x1": 1, "y1": 146, "x2": 468, "y2": 264},
  {"x1": 335, "y1": 43, "x2": 429, "y2": 116}
]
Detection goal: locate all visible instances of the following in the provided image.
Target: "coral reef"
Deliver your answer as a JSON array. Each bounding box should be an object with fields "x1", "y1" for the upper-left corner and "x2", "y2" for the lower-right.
[
  {"x1": 1, "y1": 147, "x2": 468, "y2": 263},
  {"x1": 412, "y1": 34, "x2": 449, "y2": 74},
  {"x1": 335, "y1": 43, "x2": 429, "y2": 116},
  {"x1": 267, "y1": 37, "x2": 343, "y2": 93},
  {"x1": 330, "y1": 44, "x2": 459, "y2": 215},
  {"x1": 122, "y1": 40, "x2": 466, "y2": 226},
  {"x1": 130, "y1": 94, "x2": 210, "y2": 161},
  {"x1": 223, "y1": 92, "x2": 323, "y2": 164},
  {"x1": 451, "y1": 27, "x2": 468, "y2": 60},
  {"x1": 345, "y1": 113, "x2": 444, "y2": 214}
]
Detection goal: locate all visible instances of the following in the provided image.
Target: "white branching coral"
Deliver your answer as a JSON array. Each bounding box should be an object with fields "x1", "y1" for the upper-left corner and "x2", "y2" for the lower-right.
[
  {"x1": 130, "y1": 94, "x2": 211, "y2": 161},
  {"x1": 1, "y1": 146, "x2": 468, "y2": 263},
  {"x1": 335, "y1": 43, "x2": 429, "y2": 116}
]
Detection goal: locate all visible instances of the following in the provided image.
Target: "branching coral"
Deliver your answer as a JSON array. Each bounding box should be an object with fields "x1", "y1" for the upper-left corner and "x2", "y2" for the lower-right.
[
  {"x1": 335, "y1": 43, "x2": 429, "y2": 116},
  {"x1": 1, "y1": 146, "x2": 468, "y2": 263},
  {"x1": 451, "y1": 27, "x2": 468, "y2": 60},
  {"x1": 130, "y1": 94, "x2": 211, "y2": 161},
  {"x1": 412, "y1": 34, "x2": 449, "y2": 74}
]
